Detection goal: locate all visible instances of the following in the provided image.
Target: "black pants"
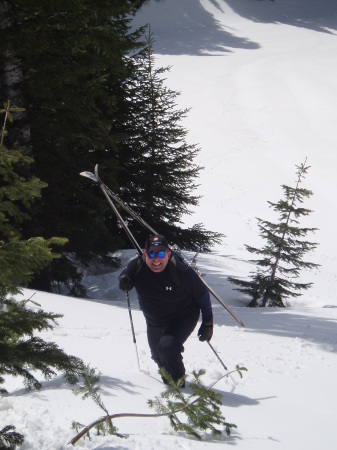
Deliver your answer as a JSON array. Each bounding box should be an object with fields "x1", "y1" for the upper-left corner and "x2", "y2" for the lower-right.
[{"x1": 146, "y1": 308, "x2": 200, "y2": 382}]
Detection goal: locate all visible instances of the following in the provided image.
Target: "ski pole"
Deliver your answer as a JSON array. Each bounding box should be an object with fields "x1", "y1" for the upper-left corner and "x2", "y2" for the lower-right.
[
  {"x1": 125, "y1": 290, "x2": 140, "y2": 371},
  {"x1": 207, "y1": 341, "x2": 227, "y2": 370},
  {"x1": 207, "y1": 342, "x2": 238, "y2": 386}
]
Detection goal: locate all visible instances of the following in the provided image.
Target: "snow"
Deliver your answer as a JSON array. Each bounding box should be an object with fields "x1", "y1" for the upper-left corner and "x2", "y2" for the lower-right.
[{"x1": 2, "y1": 1, "x2": 337, "y2": 449}]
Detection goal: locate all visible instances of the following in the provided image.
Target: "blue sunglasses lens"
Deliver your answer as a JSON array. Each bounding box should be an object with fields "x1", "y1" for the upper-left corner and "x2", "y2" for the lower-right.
[{"x1": 147, "y1": 250, "x2": 166, "y2": 259}]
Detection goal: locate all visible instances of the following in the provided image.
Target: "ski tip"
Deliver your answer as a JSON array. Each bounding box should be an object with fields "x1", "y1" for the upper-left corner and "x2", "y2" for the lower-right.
[
  {"x1": 80, "y1": 171, "x2": 97, "y2": 182},
  {"x1": 94, "y1": 164, "x2": 101, "y2": 182}
]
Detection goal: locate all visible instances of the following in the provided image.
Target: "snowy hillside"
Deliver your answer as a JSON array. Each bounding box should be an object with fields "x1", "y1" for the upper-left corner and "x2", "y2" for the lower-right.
[
  {"x1": 2, "y1": 1, "x2": 337, "y2": 449},
  {"x1": 131, "y1": 0, "x2": 337, "y2": 307}
]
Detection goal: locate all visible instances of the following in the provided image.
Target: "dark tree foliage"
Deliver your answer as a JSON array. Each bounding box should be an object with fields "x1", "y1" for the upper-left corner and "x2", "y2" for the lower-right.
[
  {"x1": 1, "y1": 1, "x2": 221, "y2": 295},
  {"x1": 132, "y1": 0, "x2": 164, "y2": 11},
  {"x1": 0, "y1": 425, "x2": 24, "y2": 450},
  {"x1": 0, "y1": 296, "x2": 83, "y2": 392},
  {"x1": 0, "y1": 110, "x2": 84, "y2": 447},
  {"x1": 112, "y1": 31, "x2": 223, "y2": 251},
  {"x1": 0, "y1": 0, "x2": 144, "y2": 293},
  {"x1": 228, "y1": 160, "x2": 320, "y2": 307},
  {"x1": 132, "y1": 0, "x2": 149, "y2": 10},
  {"x1": 0, "y1": 112, "x2": 83, "y2": 390},
  {"x1": 0, "y1": 102, "x2": 66, "y2": 297}
]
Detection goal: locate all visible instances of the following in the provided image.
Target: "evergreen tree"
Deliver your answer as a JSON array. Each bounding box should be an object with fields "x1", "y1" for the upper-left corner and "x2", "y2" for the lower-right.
[
  {"x1": 0, "y1": 101, "x2": 61, "y2": 296},
  {"x1": 0, "y1": 108, "x2": 83, "y2": 445},
  {"x1": 228, "y1": 159, "x2": 319, "y2": 307},
  {"x1": 0, "y1": 0, "x2": 144, "y2": 293},
  {"x1": 113, "y1": 30, "x2": 222, "y2": 251}
]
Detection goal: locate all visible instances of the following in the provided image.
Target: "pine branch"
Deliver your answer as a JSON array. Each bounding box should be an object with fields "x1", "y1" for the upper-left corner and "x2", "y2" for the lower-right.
[
  {"x1": 0, "y1": 425, "x2": 24, "y2": 450},
  {"x1": 0, "y1": 100, "x2": 25, "y2": 145},
  {"x1": 69, "y1": 365, "x2": 246, "y2": 446}
]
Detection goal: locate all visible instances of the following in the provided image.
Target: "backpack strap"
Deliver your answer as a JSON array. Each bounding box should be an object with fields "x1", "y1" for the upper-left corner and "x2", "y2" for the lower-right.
[
  {"x1": 134, "y1": 255, "x2": 145, "y2": 279},
  {"x1": 169, "y1": 255, "x2": 180, "y2": 286}
]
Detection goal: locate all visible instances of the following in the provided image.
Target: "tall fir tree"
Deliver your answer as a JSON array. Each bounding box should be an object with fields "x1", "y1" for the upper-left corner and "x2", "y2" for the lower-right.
[
  {"x1": 112, "y1": 30, "x2": 222, "y2": 251},
  {"x1": 0, "y1": 107, "x2": 84, "y2": 447},
  {"x1": 228, "y1": 159, "x2": 320, "y2": 307},
  {"x1": 0, "y1": 101, "x2": 59, "y2": 296},
  {"x1": 0, "y1": 0, "x2": 144, "y2": 293}
]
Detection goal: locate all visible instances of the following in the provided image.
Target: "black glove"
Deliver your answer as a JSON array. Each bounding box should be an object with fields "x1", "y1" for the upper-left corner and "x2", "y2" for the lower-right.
[
  {"x1": 198, "y1": 321, "x2": 213, "y2": 342},
  {"x1": 119, "y1": 274, "x2": 133, "y2": 291}
]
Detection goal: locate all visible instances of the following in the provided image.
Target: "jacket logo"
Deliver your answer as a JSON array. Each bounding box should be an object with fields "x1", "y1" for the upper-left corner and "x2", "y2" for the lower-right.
[{"x1": 166, "y1": 286, "x2": 172, "y2": 291}]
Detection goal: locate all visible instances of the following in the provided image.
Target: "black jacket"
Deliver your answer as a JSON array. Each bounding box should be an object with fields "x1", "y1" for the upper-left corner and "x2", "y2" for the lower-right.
[{"x1": 120, "y1": 256, "x2": 212, "y2": 327}]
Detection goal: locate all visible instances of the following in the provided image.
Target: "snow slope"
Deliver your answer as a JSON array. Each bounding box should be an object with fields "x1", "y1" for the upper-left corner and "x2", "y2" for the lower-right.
[
  {"x1": 4, "y1": 275, "x2": 337, "y2": 450},
  {"x1": 1, "y1": 1, "x2": 337, "y2": 449},
  {"x1": 131, "y1": 0, "x2": 337, "y2": 305}
]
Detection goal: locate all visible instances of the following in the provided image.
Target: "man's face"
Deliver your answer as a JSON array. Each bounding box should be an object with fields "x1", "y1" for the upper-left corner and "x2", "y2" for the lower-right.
[{"x1": 144, "y1": 249, "x2": 171, "y2": 273}]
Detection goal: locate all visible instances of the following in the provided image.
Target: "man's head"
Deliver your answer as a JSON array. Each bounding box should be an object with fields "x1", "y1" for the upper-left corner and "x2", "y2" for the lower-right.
[{"x1": 144, "y1": 235, "x2": 171, "y2": 273}]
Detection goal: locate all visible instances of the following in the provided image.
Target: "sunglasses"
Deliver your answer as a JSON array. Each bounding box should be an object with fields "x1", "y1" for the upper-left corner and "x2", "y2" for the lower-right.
[{"x1": 147, "y1": 250, "x2": 167, "y2": 259}]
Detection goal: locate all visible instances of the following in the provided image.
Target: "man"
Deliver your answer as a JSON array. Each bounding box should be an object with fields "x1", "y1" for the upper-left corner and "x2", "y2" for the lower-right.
[{"x1": 118, "y1": 234, "x2": 213, "y2": 386}]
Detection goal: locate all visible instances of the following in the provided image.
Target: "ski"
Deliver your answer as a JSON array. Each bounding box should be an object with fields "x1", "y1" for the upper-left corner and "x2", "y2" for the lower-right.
[
  {"x1": 80, "y1": 165, "x2": 244, "y2": 327},
  {"x1": 81, "y1": 167, "x2": 143, "y2": 255}
]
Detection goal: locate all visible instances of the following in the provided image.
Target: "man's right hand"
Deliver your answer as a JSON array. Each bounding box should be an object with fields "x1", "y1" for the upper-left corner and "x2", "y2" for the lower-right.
[
  {"x1": 119, "y1": 274, "x2": 133, "y2": 291},
  {"x1": 197, "y1": 321, "x2": 213, "y2": 342}
]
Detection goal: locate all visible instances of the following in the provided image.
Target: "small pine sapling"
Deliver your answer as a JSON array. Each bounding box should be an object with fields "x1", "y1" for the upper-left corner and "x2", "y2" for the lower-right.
[{"x1": 229, "y1": 159, "x2": 320, "y2": 307}]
